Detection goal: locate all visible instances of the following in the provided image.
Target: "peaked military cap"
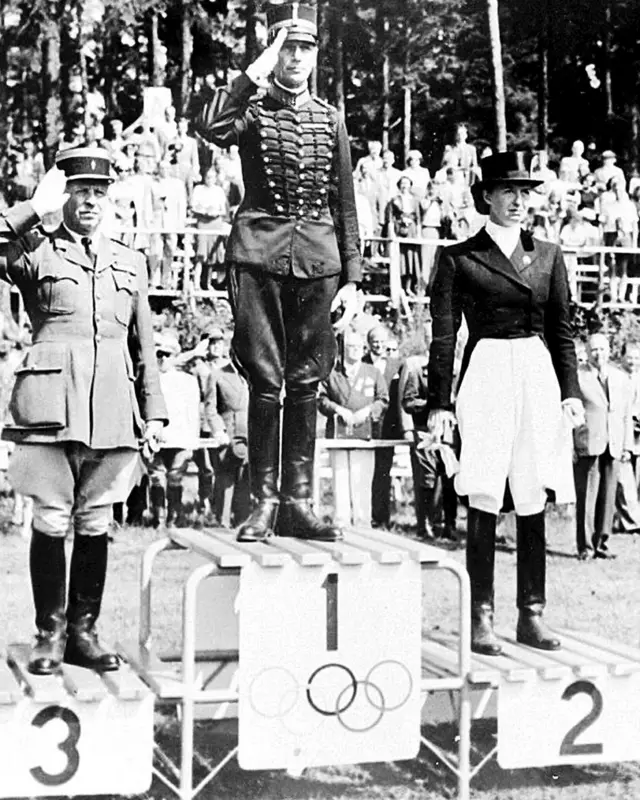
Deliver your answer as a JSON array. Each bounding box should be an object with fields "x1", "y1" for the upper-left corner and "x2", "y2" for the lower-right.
[
  {"x1": 55, "y1": 146, "x2": 114, "y2": 183},
  {"x1": 266, "y1": 0, "x2": 318, "y2": 44}
]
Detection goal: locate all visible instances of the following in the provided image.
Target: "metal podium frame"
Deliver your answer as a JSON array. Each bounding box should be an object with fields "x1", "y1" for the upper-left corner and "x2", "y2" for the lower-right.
[{"x1": 121, "y1": 527, "x2": 472, "y2": 800}]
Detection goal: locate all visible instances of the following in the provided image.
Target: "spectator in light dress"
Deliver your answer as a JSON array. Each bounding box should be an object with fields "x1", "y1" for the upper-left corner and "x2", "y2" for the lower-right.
[
  {"x1": 191, "y1": 167, "x2": 230, "y2": 289},
  {"x1": 383, "y1": 175, "x2": 422, "y2": 296}
]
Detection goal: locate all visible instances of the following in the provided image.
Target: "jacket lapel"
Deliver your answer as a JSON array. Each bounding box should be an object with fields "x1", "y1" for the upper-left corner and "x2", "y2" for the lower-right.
[
  {"x1": 510, "y1": 235, "x2": 541, "y2": 278},
  {"x1": 467, "y1": 228, "x2": 532, "y2": 292}
]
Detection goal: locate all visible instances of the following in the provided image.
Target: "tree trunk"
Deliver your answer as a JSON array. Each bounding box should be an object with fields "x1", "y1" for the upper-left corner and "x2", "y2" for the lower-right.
[
  {"x1": 0, "y1": 0, "x2": 8, "y2": 155},
  {"x1": 537, "y1": 2, "x2": 549, "y2": 149},
  {"x1": 244, "y1": 0, "x2": 258, "y2": 68},
  {"x1": 403, "y1": 87, "x2": 411, "y2": 166},
  {"x1": 381, "y1": 15, "x2": 391, "y2": 151},
  {"x1": 603, "y1": 0, "x2": 613, "y2": 141},
  {"x1": 179, "y1": 0, "x2": 193, "y2": 115},
  {"x1": 631, "y1": 101, "x2": 639, "y2": 175},
  {"x1": 41, "y1": 11, "x2": 63, "y2": 167},
  {"x1": 149, "y1": 10, "x2": 165, "y2": 86},
  {"x1": 331, "y1": 1, "x2": 345, "y2": 117},
  {"x1": 487, "y1": 0, "x2": 507, "y2": 152}
]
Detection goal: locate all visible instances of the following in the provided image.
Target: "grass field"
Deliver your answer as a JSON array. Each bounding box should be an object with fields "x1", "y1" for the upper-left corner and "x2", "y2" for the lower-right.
[{"x1": 2, "y1": 499, "x2": 640, "y2": 800}]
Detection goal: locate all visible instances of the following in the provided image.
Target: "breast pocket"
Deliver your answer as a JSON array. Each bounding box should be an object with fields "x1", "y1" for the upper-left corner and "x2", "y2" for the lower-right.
[
  {"x1": 37, "y1": 266, "x2": 79, "y2": 315},
  {"x1": 112, "y1": 267, "x2": 136, "y2": 327}
]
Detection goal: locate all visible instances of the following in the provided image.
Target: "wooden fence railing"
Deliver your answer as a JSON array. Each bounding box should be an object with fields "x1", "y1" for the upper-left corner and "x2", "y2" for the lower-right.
[{"x1": 110, "y1": 227, "x2": 640, "y2": 315}]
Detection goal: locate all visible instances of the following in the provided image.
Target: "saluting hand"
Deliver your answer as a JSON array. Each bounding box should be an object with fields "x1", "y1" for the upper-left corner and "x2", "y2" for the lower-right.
[
  {"x1": 245, "y1": 27, "x2": 288, "y2": 88},
  {"x1": 31, "y1": 166, "x2": 69, "y2": 218}
]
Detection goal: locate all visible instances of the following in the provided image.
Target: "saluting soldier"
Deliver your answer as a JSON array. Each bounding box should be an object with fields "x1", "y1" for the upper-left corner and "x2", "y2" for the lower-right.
[
  {"x1": 197, "y1": 1, "x2": 362, "y2": 543},
  {"x1": 0, "y1": 148, "x2": 167, "y2": 675}
]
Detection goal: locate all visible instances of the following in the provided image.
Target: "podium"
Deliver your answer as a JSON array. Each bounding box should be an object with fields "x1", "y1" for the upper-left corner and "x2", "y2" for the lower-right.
[
  {"x1": 120, "y1": 526, "x2": 472, "y2": 800},
  {"x1": 0, "y1": 644, "x2": 153, "y2": 798}
]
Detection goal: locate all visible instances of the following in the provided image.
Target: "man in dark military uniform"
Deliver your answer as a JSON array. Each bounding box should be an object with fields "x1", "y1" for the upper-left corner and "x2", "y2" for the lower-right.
[
  {"x1": 0, "y1": 148, "x2": 167, "y2": 674},
  {"x1": 197, "y1": 1, "x2": 362, "y2": 543}
]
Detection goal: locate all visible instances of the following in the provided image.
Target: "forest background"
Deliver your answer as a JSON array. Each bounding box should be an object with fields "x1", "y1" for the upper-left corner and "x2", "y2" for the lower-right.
[{"x1": 3, "y1": 0, "x2": 640, "y2": 173}]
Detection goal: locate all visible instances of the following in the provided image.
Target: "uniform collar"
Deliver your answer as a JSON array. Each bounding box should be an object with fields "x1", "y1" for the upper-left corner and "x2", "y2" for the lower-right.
[{"x1": 268, "y1": 79, "x2": 311, "y2": 109}]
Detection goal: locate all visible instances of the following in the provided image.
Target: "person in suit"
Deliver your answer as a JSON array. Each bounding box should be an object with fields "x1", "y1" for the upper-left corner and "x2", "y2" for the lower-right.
[
  {"x1": 427, "y1": 151, "x2": 585, "y2": 656},
  {"x1": 574, "y1": 332, "x2": 634, "y2": 559},
  {"x1": 614, "y1": 341, "x2": 640, "y2": 534},
  {"x1": 0, "y1": 148, "x2": 167, "y2": 674},
  {"x1": 197, "y1": 2, "x2": 362, "y2": 543},
  {"x1": 361, "y1": 325, "x2": 403, "y2": 528},
  {"x1": 318, "y1": 329, "x2": 388, "y2": 527}
]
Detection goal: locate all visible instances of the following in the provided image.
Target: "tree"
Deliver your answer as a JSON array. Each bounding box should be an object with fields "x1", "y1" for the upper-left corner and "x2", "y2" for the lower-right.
[{"x1": 486, "y1": 0, "x2": 506, "y2": 151}]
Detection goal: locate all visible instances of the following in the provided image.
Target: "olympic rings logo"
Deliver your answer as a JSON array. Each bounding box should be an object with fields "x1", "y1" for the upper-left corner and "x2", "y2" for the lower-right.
[{"x1": 248, "y1": 660, "x2": 413, "y2": 735}]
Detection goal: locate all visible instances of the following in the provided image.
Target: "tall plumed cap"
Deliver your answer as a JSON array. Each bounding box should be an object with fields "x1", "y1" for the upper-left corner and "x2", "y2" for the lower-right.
[
  {"x1": 266, "y1": 1, "x2": 318, "y2": 45},
  {"x1": 55, "y1": 146, "x2": 114, "y2": 183},
  {"x1": 471, "y1": 151, "x2": 543, "y2": 214}
]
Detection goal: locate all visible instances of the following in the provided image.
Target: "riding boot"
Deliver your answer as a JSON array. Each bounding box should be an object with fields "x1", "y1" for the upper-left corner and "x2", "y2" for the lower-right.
[
  {"x1": 467, "y1": 508, "x2": 502, "y2": 656},
  {"x1": 277, "y1": 395, "x2": 343, "y2": 541},
  {"x1": 28, "y1": 530, "x2": 67, "y2": 675},
  {"x1": 236, "y1": 396, "x2": 280, "y2": 542},
  {"x1": 150, "y1": 484, "x2": 166, "y2": 528},
  {"x1": 516, "y1": 512, "x2": 561, "y2": 650},
  {"x1": 64, "y1": 534, "x2": 119, "y2": 672},
  {"x1": 166, "y1": 485, "x2": 184, "y2": 528}
]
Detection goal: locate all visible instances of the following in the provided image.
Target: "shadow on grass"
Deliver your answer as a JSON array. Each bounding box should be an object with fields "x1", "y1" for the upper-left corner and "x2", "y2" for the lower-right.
[{"x1": 140, "y1": 716, "x2": 640, "y2": 800}]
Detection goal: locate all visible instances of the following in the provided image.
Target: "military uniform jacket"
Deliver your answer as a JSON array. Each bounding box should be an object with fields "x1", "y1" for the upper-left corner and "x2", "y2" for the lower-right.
[
  {"x1": 197, "y1": 74, "x2": 362, "y2": 283},
  {"x1": 428, "y1": 228, "x2": 580, "y2": 410},
  {"x1": 0, "y1": 202, "x2": 168, "y2": 448}
]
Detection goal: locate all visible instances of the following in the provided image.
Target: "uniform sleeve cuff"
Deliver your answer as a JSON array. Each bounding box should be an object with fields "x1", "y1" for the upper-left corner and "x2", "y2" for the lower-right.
[
  {"x1": 344, "y1": 256, "x2": 363, "y2": 284},
  {"x1": 4, "y1": 203, "x2": 40, "y2": 236}
]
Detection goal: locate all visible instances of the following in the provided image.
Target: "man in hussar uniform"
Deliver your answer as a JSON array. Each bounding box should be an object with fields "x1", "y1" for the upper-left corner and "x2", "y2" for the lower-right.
[
  {"x1": 0, "y1": 148, "x2": 167, "y2": 674},
  {"x1": 197, "y1": 0, "x2": 362, "y2": 543},
  {"x1": 427, "y1": 151, "x2": 585, "y2": 655}
]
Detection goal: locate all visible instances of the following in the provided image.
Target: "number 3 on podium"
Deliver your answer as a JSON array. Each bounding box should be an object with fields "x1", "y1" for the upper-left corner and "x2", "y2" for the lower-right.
[{"x1": 30, "y1": 705, "x2": 82, "y2": 786}]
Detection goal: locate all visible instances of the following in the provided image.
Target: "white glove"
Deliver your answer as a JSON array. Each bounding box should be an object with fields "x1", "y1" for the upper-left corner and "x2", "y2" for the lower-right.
[
  {"x1": 562, "y1": 397, "x2": 586, "y2": 428},
  {"x1": 31, "y1": 167, "x2": 69, "y2": 218},
  {"x1": 245, "y1": 28, "x2": 288, "y2": 88},
  {"x1": 331, "y1": 282, "x2": 360, "y2": 334},
  {"x1": 427, "y1": 408, "x2": 457, "y2": 443}
]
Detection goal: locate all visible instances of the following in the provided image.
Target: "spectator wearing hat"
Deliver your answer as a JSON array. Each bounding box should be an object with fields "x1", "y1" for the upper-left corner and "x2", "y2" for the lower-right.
[
  {"x1": 383, "y1": 175, "x2": 422, "y2": 295},
  {"x1": 155, "y1": 159, "x2": 188, "y2": 289},
  {"x1": 376, "y1": 150, "x2": 403, "y2": 213},
  {"x1": 595, "y1": 150, "x2": 626, "y2": 192},
  {"x1": 402, "y1": 150, "x2": 431, "y2": 200},
  {"x1": 129, "y1": 140, "x2": 163, "y2": 280},
  {"x1": 197, "y1": 2, "x2": 362, "y2": 543},
  {"x1": 202, "y1": 332, "x2": 251, "y2": 528},
  {"x1": 0, "y1": 147, "x2": 167, "y2": 675},
  {"x1": 148, "y1": 331, "x2": 200, "y2": 527},
  {"x1": 428, "y1": 150, "x2": 584, "y2": 656}
]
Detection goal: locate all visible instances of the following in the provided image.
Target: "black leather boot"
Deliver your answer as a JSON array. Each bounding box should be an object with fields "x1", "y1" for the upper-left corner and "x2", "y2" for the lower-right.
[
  {"x1": 149, "y1": 484, "x2": 166, "y2": 528},
  {"x1": 277, "y1": 395, "x2": 343, "y2": 541},
  {"x1": 237, "y1": 396, "x2": 281, "y2": 543},
  {"x1": 28, "y1": 530, "x2": 67, "y2": 675},
  {"x1": 467, "y1": 508, "x2": 502, "y2": 656},
  {"x1": 516, "y1": 512, "x2": 561, "y2": 651},
  {"x1": 166, "y1": 485, "x2": 184, "y2": 528},
  {"x1": 64, "y1": 534, "x2": 119, "y2": 672}
]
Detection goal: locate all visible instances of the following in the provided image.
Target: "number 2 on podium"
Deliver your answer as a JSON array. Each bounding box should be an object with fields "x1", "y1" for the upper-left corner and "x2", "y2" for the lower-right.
[{"x1": 322, "y1": 573, "x2": 338, "y2": 651}]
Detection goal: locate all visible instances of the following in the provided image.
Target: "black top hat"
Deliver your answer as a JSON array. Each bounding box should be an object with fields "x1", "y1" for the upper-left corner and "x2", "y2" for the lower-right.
[
  {"x1": 55, "y1": 146, "x2": 114, "y2": 183},
  {"x1": 471, "y1": 151, "x2": 543, "y2": 214},
  {"x1": 266, "y1": 1, "x2": 318, "y2": 44}
]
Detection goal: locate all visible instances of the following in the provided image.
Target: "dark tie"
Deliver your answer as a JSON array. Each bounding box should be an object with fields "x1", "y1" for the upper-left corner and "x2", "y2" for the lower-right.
[
  {"x1": 81, "y1": 236, "x2": 95, "y2": 265},
  {"x1": 598, "y1": 370, "x2": 609, "y2": 401}
]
